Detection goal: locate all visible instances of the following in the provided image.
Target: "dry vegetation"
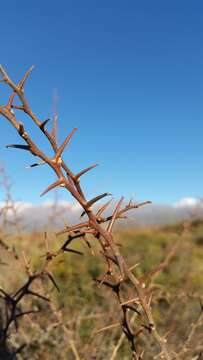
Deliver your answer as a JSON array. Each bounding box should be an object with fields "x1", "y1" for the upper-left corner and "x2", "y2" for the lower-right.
[{"x1": 0, "y1": 66, "x2": 202, "y2": 359}]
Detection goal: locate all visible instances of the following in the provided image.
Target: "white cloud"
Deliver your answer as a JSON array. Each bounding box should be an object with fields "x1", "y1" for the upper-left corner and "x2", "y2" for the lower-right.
[{"x1": 173, "y1": 197, "x2": 200, "y2": 208}]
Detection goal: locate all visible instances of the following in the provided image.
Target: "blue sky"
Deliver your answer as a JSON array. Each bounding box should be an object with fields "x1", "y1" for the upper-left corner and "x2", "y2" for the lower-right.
[{"x1": 0, "y1": 1, "x2": 203, "y2": 205}]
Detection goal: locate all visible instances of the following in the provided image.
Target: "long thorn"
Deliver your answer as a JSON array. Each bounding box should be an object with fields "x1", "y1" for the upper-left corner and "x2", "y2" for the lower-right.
[
  {"x1": 40, "y1": 118, "x2": 50, "y2": 130},
  {"x1": 63, "y1": 248, "x2": 84, "y2": 256},
  {"x1": 47, "y1": 272, "x2": 60, "y2": 292},
  {"x1": 74, "y1": 164, "x2": 98, "y2": 181},
  {"x1": 81, "y1": 193, "x2": 111, "y2": 217},
  {"x1": 26, "y1": 160, "x2": 45, "y2": 169},
  {"x1": 6, "y1": 144, "x2": 30, "y2": 151},
  {"x1": 55, "y1": 128, "x2": 77, "y2": 161},
  {"x1": 107, "y1": 197, "x2": 124, "y2": 233},
  {"x1": 96, "y1": 199, "x2": 113, "y2": 217},
  {"x1": 56, "y1": 221, "x2": 89, "y2": 236},
  {"x1": 40, "y1": 179, "x2": 64, "y2": 197},
  {"x1": 18, "y1": 65, "x2": 35, "y2": 90}
]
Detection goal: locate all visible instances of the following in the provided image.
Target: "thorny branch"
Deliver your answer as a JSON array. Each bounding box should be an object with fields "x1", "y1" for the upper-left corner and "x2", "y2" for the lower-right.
[{"x1": 0, "y1": 65, "x2": 180, "y2": 359}]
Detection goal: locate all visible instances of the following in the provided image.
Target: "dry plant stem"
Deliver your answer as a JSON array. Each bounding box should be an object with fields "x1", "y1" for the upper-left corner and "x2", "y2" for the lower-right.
[
  {"x1": 0, "y1": 65, "x2": 173, "y2": 359},
  {"x1": 110, "y1": 332, "x2": 125, "y2": 360},
  {"x1": 177, "y1": 303, "x2": 203, "y2": 359},
  {"x1": 0, "y1": 166, "x2": 23, "y2": 242},
  {"x1": 69, "y1": 339, "x2": 81, "y2": 360},
  {"x1": 110, "y1": 312, "x2": 137, "y2": 360}
]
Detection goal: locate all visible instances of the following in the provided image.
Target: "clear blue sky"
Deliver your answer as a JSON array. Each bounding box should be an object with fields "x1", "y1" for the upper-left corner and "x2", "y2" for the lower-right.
[{"x1": 0, "y1": 1, "x2": 203, "y2": 205}]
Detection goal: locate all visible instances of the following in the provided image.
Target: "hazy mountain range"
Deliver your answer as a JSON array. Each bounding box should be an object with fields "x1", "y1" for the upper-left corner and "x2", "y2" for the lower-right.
[{"x1": 0, "y1": 197, "x2": 202, "y2": 232}]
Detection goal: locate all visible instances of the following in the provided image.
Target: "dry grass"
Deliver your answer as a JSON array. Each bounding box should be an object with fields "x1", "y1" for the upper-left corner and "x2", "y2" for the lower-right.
[{"x1": 0, "y1": 222, "x2": 203, "y2": 359}]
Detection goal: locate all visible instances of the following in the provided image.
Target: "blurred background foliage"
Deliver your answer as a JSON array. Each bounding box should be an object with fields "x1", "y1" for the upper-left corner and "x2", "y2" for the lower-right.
[{"x1": 0, "y1": 218, "x2": 202, "y2": 359}]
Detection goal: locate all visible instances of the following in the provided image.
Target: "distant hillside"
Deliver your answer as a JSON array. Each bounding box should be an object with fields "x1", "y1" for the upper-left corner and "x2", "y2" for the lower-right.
[{"x1": 1, "y1": 197, "x2": 203, "y2": 231}]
